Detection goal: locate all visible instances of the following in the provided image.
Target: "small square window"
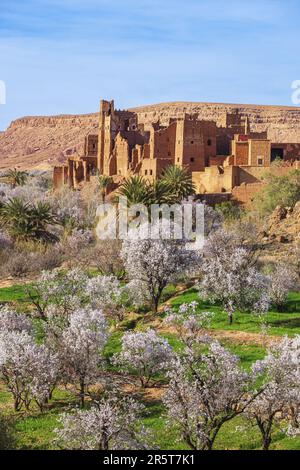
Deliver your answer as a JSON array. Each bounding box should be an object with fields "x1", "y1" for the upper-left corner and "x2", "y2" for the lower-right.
[
  {"x1": 191, "y1": 141, "x2": 194, "y2": 144},
  {"x1": 258, "y1": 157, "x2": 263, "y2": 166},
  {"x1": 190, "y1": 157, "x2": 194, "y2": 162},
  {"x1": 145, "y1": 170, "x2": 148, "y2": 175},
  {"x1": 177, "y1": 158, "x2": 180, "y2": 162},
  {"x1": 150, "y1": 170, "x2": 153, "y2": 175}
]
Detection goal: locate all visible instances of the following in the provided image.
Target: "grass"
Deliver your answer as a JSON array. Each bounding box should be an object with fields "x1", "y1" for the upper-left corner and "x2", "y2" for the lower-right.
[
  {"x1": 170, "y1": 289, "x2": 300, "y2": 336},
  {"x1": 0, "y1": 284, "x2": 29, "y2": 304}
]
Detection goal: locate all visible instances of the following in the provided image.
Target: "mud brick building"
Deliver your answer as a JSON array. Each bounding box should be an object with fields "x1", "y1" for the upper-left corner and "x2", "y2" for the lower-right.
[{"x1": 53, "y1": 100, "x2": 300, "y2": 205}]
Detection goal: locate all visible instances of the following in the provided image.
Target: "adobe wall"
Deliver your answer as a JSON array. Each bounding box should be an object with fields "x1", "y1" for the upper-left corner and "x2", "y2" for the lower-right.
[
  {"x1": 152, "y1": 121, "x2": 177, "y2": 163},
  {"x1": 232, "y1": 141, "x2": 249, "y2": 166},
  {"x1": 53, "y1": 166, "x2": 66, "y2": 189},
  {"x1": 84, "y1": 134, "x2": 98, "y2": 157},
  {"x1": 231, "y1": 182, "x2": 265, "y2": 205},
  {"x1": 248, "y1": 139, "x2": 271, "y2": 166},
  {"x1": 209, "y1": 155, "x2": 228, "y2": 166},
  {"x1": 192, "y1": 165, "x2": 237, "y2": 193},
  {"x1": 114, "y1": 133, "x2": 130, "y2": 176},
  {"x1": 236, "y1": 163, "x2": 300, "y2": 185}
]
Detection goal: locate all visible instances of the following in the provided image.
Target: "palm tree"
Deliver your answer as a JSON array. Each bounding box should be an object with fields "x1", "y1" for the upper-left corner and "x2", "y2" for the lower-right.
[
  {"x1": 160, "y1": 165, "x2": 196, "y2": 202},
  {"x1": 0, "y1": 198, "x2": 31, "y2": 239},
  {"x1": 29, "y1": 201, "x2": 60, "y2": 242},
  {"x1": 150, "y1": 178, "x2": 173, "y2": 205},
  {"x1": 98, "y1": 175, "x2": 113, "y2": 201},
  {"x1": 1, "y1": 168, "x2": 28, "y2": 188},
  {"x1": 0, "y1": 198, "x2": 59, "y2": 242},
  {"x1": 118, "y1": 175, "x2": 152, "y2": 206}
]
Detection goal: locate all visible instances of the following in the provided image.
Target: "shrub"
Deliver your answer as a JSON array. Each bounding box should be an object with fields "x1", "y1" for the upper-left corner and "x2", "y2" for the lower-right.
[
  {"x1": 254, "y1": 170, "x2": 300, "y2": 215},
  {"x1": 215, "y1": 201, "x2": 244, "y2": 222}
]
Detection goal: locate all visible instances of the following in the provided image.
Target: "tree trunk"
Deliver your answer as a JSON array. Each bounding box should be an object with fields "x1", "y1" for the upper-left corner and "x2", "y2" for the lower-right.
[
  {"x1": 80, "y1": 379, "x2": 85, "y2": 408},
  {"x1": 262, "y1": 435, "x2": 271, "y2": 450},
  {"x1": 14, "y1": 397, "x2": 21, "y2": 412},
  {"x1": 152, "y1": 297, "x2": 159, "y2": 314},
  {"x1": 228, "y1": 312, "x2": 233, "y2": 325}
]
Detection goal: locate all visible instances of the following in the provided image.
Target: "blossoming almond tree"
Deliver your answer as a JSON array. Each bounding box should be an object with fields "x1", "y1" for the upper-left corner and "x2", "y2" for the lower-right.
[
  {"x1": 164, "y1": 301, "x2": 214, "y2": 347},
  {"x1": 60, "y1": 308, "x2": 109, "y2": 406},
  {"x1": 0, "y1": 330, "x2": 59, "y2": 411},
  {"x1": 247, "y1": 335, "x2": 300, "y2": 450},
  {"x1": 163, "y1": 341, "x2": 258, "y2": 450},
  {"x1": 121, "y1": 236, "x2": 200, "y2": 313},
  {"x1": 55, "y1": 395, "x2": 151, "y2": 450},
  {"x1": 26, "y1": 268, "x2": 89, "y2": 321},
  {"x1": 200, "y1": 230, "x2": 270, "y2": 324},
  {"x1": 86, "y1": 275, "x2": 131, "y2": 323},
  {"x1": 113, "y1": 329, "x2": 174, "y2": 388},
  {"x1": 268, "y1": 263, "x2": 298, "y2": 311}
]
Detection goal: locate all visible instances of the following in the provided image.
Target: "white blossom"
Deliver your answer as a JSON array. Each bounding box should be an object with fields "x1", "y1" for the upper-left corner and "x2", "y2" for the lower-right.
[
  {"x1": 55, "y1": 395, "x2": 150, "y2": 450},
  {"x1": 164, "y1": 301, "x2": 213, "y2": 346},
  {"x1": 248, "y1": 335, "x2": 300, "y2": 449},
  {"x1": 163, "y1": 341, "x2": 254, "y2": 450},
  {"x1": 121, "y1": 232, "x2": 200, "y2": 313},
  {"x1": 113, "y1": 329, "x2": 174, "y2": 387},
  {"x1": 200, "y1": 229, "x2": 270, "y2": 324},
  {"x1": 60, "y1": 308, "x2": 109, "y2": 406},
  {"x1": 0, "y1": 330, "x2": 58, "y2": 411},
  {"x1": 268, "y1": 263, "x2": 298, "y2": 311},
  {"x1": 0, "y1": 306, "x2": 33, "y2": 333}
]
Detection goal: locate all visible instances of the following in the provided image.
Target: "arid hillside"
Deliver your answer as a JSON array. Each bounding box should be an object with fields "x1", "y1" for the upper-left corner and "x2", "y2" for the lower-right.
[
  {"x1": 2, "y1": 101, "x2": 300, "y2": 170},
  {"x1": 0, "y1": 114, "x2": 98, "y2": 170}
]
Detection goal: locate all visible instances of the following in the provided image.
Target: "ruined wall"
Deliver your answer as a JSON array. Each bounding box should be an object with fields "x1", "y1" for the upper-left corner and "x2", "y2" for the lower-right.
[
  {"x1": 84, "y1": 134, "x2": 98, "y2": 157},
  {"x1": 152, "y1": 121, "x2": 177, "y2": 162}
]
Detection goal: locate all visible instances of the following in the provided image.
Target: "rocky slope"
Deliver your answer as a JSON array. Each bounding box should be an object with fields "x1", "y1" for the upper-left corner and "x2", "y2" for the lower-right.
[
  {"x1": 263, "y1": 203, "x2": 300, "y2": 243},
  {"x1": 2, "y1": 101, "x2": 300, "y2": 170},
  {"x1": 0, "y1": 114, "x2": 98, "y2": 170}
]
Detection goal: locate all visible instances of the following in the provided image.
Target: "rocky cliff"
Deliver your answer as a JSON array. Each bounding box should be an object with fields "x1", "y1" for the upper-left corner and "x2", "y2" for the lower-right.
[{"x1": 1, "y1": 102, "x2": 300, "y2": 170}]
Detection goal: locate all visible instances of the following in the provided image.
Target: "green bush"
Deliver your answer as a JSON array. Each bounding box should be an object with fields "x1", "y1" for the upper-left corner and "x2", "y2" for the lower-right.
[
  {"x1": 215, "y1": 201, "x2": 244, "y2": 221},
  {"x1": 254, "y1": 169, "x2": 300, "y2": 215}
]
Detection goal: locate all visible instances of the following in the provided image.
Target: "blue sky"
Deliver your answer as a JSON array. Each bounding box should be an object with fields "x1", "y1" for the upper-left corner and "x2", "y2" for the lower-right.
[{"x1": 0, "y1": 0, "x2": 299, "y2": 130}]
